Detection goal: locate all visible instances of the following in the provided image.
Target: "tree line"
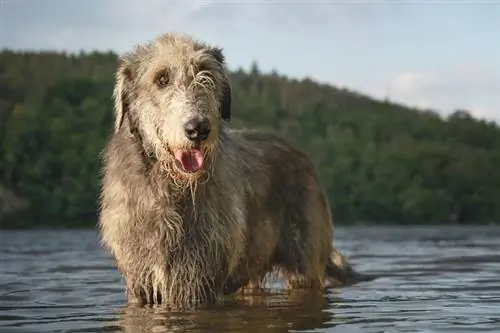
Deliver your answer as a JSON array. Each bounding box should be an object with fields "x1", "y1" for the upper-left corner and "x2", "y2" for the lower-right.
[{"x1": 1, "y1": 50, "x2": 499, "y2": 228}]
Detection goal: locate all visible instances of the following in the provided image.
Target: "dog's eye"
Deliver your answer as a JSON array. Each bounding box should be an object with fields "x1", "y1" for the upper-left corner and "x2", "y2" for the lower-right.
[{"x1": 155, "y1": 71, "x2": 169, "y2": 88}]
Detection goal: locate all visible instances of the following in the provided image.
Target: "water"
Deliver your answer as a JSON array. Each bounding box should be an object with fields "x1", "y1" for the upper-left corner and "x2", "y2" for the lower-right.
[{"x1": 1, "y1": 225, "x2": 500, "y2": 333}]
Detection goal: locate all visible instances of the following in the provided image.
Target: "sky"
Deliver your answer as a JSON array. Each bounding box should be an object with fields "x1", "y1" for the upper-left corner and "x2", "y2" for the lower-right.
[{"x1": 2, "y1": 0, "x2": 499, "y2": 122}]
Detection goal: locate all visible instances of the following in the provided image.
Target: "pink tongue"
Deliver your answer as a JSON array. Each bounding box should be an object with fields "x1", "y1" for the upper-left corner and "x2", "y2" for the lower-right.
[{"x1": 173, "y1": 149, "x2": 204, "y2": 173}]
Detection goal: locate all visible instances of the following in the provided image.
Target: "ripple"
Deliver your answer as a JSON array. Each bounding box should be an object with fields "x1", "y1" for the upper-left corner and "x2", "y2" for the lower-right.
[{"x1": 1, "y1": 226, "x2": 500, "y2": 333}]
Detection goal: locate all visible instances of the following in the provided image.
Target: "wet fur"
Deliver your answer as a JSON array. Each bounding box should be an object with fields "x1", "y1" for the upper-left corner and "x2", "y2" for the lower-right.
[{"x1": 98, "y1": 32, "x2": 373, "y2": 309}]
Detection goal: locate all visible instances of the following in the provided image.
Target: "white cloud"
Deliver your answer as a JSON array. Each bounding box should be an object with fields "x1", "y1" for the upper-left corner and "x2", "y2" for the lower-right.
[{"x1": 364, "y1": 62, "x2": 500, "y2": 122}]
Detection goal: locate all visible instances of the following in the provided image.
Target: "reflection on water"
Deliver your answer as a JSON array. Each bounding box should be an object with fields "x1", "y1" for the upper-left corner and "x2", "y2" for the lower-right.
[
  {"x1": 117, "y1": 291, "x2": 333, "y2": 333},
  {"x1": 1, "y1": 226, "x2": 500, "y2": 333}
]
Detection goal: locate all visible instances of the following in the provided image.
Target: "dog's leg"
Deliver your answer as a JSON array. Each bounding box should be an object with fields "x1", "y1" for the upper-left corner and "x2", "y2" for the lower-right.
[
  {"x1": 284, "y1": 274, "x2": 324, "y2": 290},
  {"x1": 223, "y1": 277, "x2": 245, "y2": 295},
  {"x1": 125, "y1": 282, "x2": 148, "y2": 306},
  {"x1": 281, "y1": 248, "x2": 327, "y2": 291},
  {"x1": 239, "y1": 279, "x2": 266, "y2": 294}
]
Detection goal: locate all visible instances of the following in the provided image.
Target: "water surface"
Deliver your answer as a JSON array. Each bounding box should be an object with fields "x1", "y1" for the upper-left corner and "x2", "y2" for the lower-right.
[{"x1": 1, "y1": 225, "x2": 500, "y2": 333}]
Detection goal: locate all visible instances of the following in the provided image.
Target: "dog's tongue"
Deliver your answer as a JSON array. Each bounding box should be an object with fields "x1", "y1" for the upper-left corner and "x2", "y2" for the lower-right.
[{"x1": 173, "y1": 148, "x2": 204, "y2": 173}]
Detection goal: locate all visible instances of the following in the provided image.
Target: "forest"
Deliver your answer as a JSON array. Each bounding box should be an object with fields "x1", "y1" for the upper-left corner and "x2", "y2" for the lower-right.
[{"x1": 1, "y1": 50, "x2": 500, "y2": 228}]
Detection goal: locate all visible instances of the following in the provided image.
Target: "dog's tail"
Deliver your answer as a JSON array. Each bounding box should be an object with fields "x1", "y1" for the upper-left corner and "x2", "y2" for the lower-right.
[{"x1": 326, "y1": 247, "x2": 376, "y2": 287}]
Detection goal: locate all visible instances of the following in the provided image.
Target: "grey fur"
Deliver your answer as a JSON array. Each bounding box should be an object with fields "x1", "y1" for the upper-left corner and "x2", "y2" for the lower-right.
[{"x1": 98, "y1": 32, "x2": 373, "y2": 309}]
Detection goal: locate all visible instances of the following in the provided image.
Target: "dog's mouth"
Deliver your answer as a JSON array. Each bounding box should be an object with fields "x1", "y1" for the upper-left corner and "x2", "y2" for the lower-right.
[{"x1": 172, "y1": 145, "x2": 205, "y2": 173}]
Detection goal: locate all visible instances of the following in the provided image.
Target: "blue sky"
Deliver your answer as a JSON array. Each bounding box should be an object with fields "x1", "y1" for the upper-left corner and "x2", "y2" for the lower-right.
[{"x1": 2, "y1": 1, "x2": 499, "y2": 122}]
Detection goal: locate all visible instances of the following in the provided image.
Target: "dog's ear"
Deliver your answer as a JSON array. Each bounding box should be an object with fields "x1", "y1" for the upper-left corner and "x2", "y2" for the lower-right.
[
  {"x1": 220, "y1": 79, "x2": 231, "y2": 122},
  {"x1": 207, "y1": 47, "x2": 231, "y2": 122},
  {"x1": 113, "y1": 63, "x2": 132, "y2": 133},
  {"x1": 207, "y1": 46, "x2": 225, "y2": 65}
]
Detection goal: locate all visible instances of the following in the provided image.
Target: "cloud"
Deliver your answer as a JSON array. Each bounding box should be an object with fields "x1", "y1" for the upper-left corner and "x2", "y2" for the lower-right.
[
  {"x1": 365, "y1": 62, "x2": 500, "y2": 121},
  {"x1": 1, "y1": 1, "x2": 403, "y2": 51},
  {"x1": 2, "y1": 1, "x2": 499, "y2": 123}
]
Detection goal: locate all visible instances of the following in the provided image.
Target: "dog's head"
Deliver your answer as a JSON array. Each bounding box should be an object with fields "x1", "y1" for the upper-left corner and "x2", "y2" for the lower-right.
[{"x1": 113, "y1": 33, "x2": 231, "y2": 178}]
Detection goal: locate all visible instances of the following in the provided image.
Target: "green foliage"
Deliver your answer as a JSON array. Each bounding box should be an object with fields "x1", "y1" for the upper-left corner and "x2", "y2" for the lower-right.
[{"x1": 1, "y1": 50, "x2": 500, "y2": 228}]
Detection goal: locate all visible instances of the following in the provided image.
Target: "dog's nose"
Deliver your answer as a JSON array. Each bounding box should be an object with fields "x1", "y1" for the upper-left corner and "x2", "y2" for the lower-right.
[{"x1": 184, "y1": 117, "x2": 211, "y2": 142}]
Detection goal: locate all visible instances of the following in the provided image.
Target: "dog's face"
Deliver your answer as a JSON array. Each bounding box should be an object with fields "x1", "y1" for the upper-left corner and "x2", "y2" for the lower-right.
[{"x1": 113, "y1": 33, "x2": 231, "y2": 176}]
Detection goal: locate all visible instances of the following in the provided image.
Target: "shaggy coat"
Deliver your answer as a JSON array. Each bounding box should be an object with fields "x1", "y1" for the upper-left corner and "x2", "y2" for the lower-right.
[{"x1": 98, "y1": 33, "x2": 372, "y2": 309}]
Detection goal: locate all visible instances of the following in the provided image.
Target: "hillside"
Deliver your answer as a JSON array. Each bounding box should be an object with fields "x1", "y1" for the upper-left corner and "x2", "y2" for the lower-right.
[{"x1": 1, "y1": 50, "x2": 500, "y2": 228}]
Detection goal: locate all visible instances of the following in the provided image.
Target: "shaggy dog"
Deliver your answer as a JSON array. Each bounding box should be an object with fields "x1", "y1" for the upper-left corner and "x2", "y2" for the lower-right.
[{"x1": 98, "y1": 32, "x2": 373, "y2": 309}]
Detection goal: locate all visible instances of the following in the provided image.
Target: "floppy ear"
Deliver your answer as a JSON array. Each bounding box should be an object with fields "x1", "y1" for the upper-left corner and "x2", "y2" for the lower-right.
[
  {"x1": 113, "y1": 64, "x2": 132, "y2": 133},
  {"x1": 207, "y1": 47, "x2": 231, "y2": 122},
  {"x1": 220, "y1": 80, "x2": 231, "y2": 122}
]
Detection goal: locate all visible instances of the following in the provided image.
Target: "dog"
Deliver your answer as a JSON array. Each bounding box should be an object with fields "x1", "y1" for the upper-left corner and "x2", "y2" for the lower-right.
[{"x1": 98, "y1": 32, "x2": 373, "y2": 309}]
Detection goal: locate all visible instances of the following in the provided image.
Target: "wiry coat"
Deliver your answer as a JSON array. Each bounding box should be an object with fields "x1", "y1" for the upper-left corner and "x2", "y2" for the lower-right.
[{"x1": 98, "y1": 33, "x2": 373, "y2": 309}]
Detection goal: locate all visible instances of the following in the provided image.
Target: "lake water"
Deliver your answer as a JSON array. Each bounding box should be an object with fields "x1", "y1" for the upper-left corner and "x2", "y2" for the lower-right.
[{"x1": 1, "y1": 225, "x2": 500, "y2": 333}]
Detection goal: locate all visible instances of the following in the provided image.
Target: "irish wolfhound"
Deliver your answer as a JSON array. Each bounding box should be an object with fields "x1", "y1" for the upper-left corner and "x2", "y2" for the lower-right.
[{"x1": 98, "y1": 32, "x2": 374, "y2": 309}]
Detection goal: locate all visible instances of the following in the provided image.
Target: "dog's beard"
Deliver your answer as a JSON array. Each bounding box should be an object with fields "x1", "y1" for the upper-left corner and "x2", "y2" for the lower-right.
[{"x1": 166, "y1": 144, "x2": 216, "y2": 215}]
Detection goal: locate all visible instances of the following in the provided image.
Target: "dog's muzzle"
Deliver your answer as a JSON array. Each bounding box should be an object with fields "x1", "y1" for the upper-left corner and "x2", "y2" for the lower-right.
[{"x1": 170, "y1": 117, "x2": 212, "y2": 174}]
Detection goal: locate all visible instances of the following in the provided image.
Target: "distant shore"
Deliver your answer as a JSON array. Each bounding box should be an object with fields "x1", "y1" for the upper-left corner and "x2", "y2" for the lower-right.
[{"x1": 2, "y1": 50, "x2": 500, "y2": 227}]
